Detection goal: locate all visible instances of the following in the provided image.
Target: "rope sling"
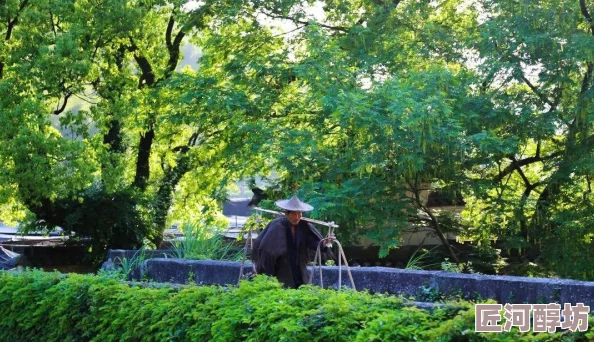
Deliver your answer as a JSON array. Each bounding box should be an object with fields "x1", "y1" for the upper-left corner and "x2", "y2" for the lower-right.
[{"x1": 239, "y1": 207, "x2": 356, "y2": 291}]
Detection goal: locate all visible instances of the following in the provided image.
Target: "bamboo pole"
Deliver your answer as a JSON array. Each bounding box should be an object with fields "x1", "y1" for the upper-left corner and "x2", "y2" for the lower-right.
[{"x1": 252, "y1": 207, "x2": 339, "y2": 228}]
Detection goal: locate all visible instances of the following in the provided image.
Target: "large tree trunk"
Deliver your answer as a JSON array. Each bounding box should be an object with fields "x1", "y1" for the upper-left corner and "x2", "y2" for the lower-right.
[{"x1": 151, "y1": 149, "x2": 191, "y2": 247}]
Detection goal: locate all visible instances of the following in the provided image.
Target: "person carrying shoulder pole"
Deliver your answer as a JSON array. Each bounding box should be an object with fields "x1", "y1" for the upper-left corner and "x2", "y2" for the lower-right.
[{"x1": 251, "y1": 195, "x2": 335, "y2": 289}]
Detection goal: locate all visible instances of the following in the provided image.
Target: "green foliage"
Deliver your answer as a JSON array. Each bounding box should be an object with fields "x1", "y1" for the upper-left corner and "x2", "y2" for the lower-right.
[
  {"x1": 105, "y1": 246, "x2": 149, "y2": 281},
  {"x1": 1, "y1": 270, "x2": 590, "y2": 341},
  {"x1": 0, "y1": 0, "x2": 277, "y2": 254},
  {"x1": 2, "y1": 0, "x2": 594, "y2": 280},
  {"x1": 441, "y1": 258, "x2": 465, "y2": 274},
  {"x1": 458, "y1": 0, "x2": 594, "y2": 279},
  {"x1": 240, "y1": 214, "x2": 267, "y2": 237},
  {"x1": 417, "y1": 284, "x2": 445, "y2": 303},
  {"x1": 405, "y1": 245, "x2": 441, "y2": 270},
  {"x1": 168, "y1": 221, "x2": 241, "y2": 261}
]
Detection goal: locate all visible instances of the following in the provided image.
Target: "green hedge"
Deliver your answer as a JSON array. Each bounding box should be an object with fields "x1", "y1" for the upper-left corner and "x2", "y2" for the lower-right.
[{"x1": 0, "y1": 270, "x2": 592, "y2": 341}]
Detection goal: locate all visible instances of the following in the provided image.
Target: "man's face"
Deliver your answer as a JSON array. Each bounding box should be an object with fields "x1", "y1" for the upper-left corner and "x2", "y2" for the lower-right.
[{"x1": 285, "y1": 210, "x2": 302, "y2": 225}]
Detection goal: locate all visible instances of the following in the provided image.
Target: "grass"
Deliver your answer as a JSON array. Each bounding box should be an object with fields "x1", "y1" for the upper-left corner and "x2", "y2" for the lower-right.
[{"x1": 168, "y1": 222, "x2": 241, "y2": 261}]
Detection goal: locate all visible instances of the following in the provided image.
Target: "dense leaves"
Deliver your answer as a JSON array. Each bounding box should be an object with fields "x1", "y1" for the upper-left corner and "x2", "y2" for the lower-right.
[
  {"x1": 0, "y1": 0, "x2": 281, "y2": 255},
  {"x1": 461, "y1": 0, "x2": 594, "y2": 279},
  {"x1": 1, "y1": 270, "x2": 592, "y2": 341}
]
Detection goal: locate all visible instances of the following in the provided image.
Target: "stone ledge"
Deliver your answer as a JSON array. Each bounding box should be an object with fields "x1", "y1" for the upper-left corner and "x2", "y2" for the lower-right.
[{"x1": 132, "y1": 258, "x2": 594, "y2": 307}]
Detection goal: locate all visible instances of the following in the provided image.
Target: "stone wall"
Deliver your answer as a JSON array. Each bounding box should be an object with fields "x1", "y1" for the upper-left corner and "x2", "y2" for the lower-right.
[{"x1": 124, "y1": 257, "x2": 594, "y2": 307}]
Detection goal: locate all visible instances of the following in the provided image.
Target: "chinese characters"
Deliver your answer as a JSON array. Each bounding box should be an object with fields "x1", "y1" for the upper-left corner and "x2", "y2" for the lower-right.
[{"x1": 475, "y1": 303, "x2": 590, "y2": 333}]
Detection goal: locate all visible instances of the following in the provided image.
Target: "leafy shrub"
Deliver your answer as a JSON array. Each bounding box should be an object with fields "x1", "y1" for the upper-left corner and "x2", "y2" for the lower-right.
[
  {"x1": 0, "y1": 270, "x2": 592, "y2": 341},
  {"x1": 20, "y1": 185, "x2": 153, "y2": 264}
]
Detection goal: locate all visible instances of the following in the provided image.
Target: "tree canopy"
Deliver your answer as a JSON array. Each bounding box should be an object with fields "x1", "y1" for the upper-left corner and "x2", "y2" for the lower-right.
[{"x1": 1, "y1": 0, "x2": 594, "y2": 278}]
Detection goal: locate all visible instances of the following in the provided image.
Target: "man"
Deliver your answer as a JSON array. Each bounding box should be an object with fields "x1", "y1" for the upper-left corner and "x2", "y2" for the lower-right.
[{"x1": 252, "y1": 195, "x2": 335, "y2": 288}]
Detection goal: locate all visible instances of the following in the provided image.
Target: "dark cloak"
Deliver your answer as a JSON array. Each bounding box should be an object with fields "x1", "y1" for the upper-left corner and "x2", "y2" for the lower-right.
[{"x1": 252, "y1": 216, "x2": 331, "y2": 288}]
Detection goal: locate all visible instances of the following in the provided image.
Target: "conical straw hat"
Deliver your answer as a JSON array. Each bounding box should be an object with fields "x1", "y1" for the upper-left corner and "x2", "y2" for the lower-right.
[{"x1": 275, "y1": 195, "x2": 314, "y2": 212}]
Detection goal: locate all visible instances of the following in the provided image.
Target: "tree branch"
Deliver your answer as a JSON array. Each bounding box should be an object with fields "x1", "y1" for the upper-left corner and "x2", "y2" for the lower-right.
[
  {"x1": 5, "y1": 0, "x2": 29, "y2": 41},
  {"x1": 580, "y1": 0, "x2": 594, "y2": 35},
  {"x1": 189, "y1": 132, "x2": 199, "y2": 146},
  {"x1": 49, "y1": 8, "x2": 58, "y2": 38},
  {"x1": 129, "y1": 39, "x2": 156, "y2": 189},
  {"x1": 53, "y1": 92, "x2": 72, "y2": 115},
  {"x1": 164, "y1": 15, "x2": 186, "y2": 77},
  {"x1": 405, "y1": 176, "x2": 460, "y2": 263},
  {"x1": 128, "y1": 38, "x2": 155, "y2": 88},
  {"x1": 512, "y1": 157, "x2": 532, "y2": 188},
  {"x1": 518, "y1": 179, "x2": 541, "y2": 242},
  {"x1": 493, "y1": 40, "x2": 560, "y2": 111},
  {"x1": 1, "y1": 0, "x2": 30, "y2": 79},
  {"x1": 494, "y1": 151, "x2": 563, "y2": 183},
  {"x1": 163, "y1": 4, "x2": 214, "y2": 80},
  {"x1": 520, "y1": 74, "x2": 555, "y2": 108},
  {"x1": 165, "y1": 15, "x2": 174, "y2": 51},
  {"x1": 259, "y1": 10, "x2": 349, "y2": 33}
]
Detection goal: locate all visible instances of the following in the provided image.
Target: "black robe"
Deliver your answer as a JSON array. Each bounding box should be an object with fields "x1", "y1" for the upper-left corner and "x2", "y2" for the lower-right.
[{"x1": 252, "y1": 217, "x2": 329, "y2": 288}]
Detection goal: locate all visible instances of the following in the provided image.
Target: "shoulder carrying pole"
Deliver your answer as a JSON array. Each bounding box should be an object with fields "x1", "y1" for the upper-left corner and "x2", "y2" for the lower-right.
[{"x1": 252, "y1": 207, "x2": 339, "y2": 229}]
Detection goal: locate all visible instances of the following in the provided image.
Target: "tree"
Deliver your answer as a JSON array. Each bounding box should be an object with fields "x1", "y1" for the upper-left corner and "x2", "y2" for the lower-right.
[
  {"x1": 249, "y1": 0, "x2": 478, "y2": 259},
  {"x1": 0, "y1": 0, "x2": 285, "y2": 257},
  {"x1": 0, "y1": 0, "x2": 482, "y2": 261},
  {"x1": 461, "y1": 0, "x2": 594, "y2": 279},
  {"x1": 248, "y1": 0, "x2": 594, "y2": 278},
  {"x1": 3, "y1": 0, "x2": 594, "y2": 280}
]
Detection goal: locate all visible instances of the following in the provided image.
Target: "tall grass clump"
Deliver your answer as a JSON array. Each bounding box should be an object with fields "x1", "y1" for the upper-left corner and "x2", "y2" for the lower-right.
[{"x1": 169, "y1": 221, "x2": 241, "y2": 261}]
